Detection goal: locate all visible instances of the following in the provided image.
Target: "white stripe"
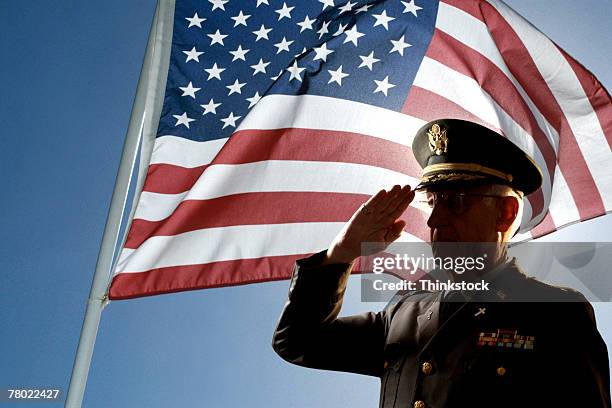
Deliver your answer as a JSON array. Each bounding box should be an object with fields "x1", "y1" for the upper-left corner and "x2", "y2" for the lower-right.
[
  {"x1": 116, "y1": 221, "x2": 425, "y2": 274},
  {"x1": 436, "y1": 1, "x2": 560, "y2": 156},
  {"x1": 414, "y1": 57, "x2": 558, "y2": 222},
  {"x1": 149, "y1": 95, "x2": 426, "y2": 168},
  {"x1": 150, "y1": 136, "x2": 227, "y2": 168},
  {"x1": 487, "y1": 0, "x2": 612, "y2": 211},
  {"x1": 134, "y1": 161, "x2": 418, "y2": 221},
  {"x1": 115, "y1": 222, "x2": 344, "y2": 273},
  {"x1": 546, "y1": 166, "x2": 581, "y2": 228}
]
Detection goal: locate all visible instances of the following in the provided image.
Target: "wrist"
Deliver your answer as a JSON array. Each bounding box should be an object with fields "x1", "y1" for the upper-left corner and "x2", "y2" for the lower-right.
[{"x1": 322, "y1": 247, "x2": 357, "y2": 265}]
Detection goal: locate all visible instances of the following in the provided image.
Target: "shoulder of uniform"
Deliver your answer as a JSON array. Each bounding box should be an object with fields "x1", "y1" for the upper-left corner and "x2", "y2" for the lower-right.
[{"x1": 522, "y1": 276, "x2": 588, "y2": 301}]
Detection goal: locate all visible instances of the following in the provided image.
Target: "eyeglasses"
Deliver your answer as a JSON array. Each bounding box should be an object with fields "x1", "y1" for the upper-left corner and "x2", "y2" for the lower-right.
[{"x1": 415, "y1": 192, "x2": 504, "y2": 215}]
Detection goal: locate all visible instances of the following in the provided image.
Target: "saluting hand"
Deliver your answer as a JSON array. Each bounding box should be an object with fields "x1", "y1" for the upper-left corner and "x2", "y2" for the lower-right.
[{"x1": 323, "y1": 185, "x2": 415, "y2": 265}]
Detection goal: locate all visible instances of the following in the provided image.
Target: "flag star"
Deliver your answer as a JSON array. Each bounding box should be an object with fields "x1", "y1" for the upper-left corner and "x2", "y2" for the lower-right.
[
  {"x1": 333, "y1": 23, "x2": 348, "y2": 37},
  {"x1": 183, "y1": 46, "x2": 204, "y2": 63},
  {"x1": 327, "y1": 65, "x2": 349, "y2": 85},
  {"x1": 372, "y1": 10, "x2": 395, "y2": 30},
  {"x1": 355, "y1": 3, "x2": 372, "y2": 13},
  {"x1": 250, "y1": 58, "x2": 271, "y2": 75},
  {"x1": 246, "y1": 91, "x2": 262, "y2": 108},
  {"x1": 317, "y1": 20, "x2": 330, "y2": 39},
  {"x1": 358, "y1": 51, "x2": 380, "y2": 70},
  {"x1": 343, "y1": 25, "x2": 364, "y2": 46},
  {"x1": 204, "y1": 63, "x2": 226, "y2": 80},
  {"x1": 297, "y1": 15, "x2": 315, "y2": 32},
  {"x1": 313, "y1": 43, "x2": 334, "y2": 62},
  {"x1": 173, "y1": 112, "x2": 196, "y2": 128},
  {"x1": 229, "y1": 45, "x2": 250, "y2": 61},
  {"x1": 221, "y1": 112, "x2": 241, "y2": 129},
  {"x1": 226, "y1": 79, "x2": 246, "y2": 95},
  {"x1": 208, "y1": 29, "x2": 228, "y2": 46},
  {"x1": 319, "y1": 0, "x2": 334, "y2": 10},
  {"x1": 390, "y1": 35, "x2": 412, "y2": 55},
  {"x1": 338, "y1": 0, "x2": 355, "y2": 14},
  {"x1": 209, "y1": 0, "x2": 228, "y2": 11},
  {"x1": 274, "y1": 37, "x2": 294, "y2": 54},
  {"x1": 271, "y1": 70, "x2": 283, "y2": 81},
  {"x1": 275, "y1": 2, "x2": 295, "y2": 20},
  {"x1": 401, "y1": 0, "x2": 422, "y2": 16},
  {"x1": 179, "y1": 82, "x2": 201, "y2": 99},
  {"x1": 201, "y1": 99, "x2": 221, "y2": 115},
  {"x1": 286, "y1": 60, "x2": 305, "y2": 82},
  {"x1": 185, "y1": 13, "x2": 206, "y2": 28},
  {"x1": 231, "y1": 11, "x2": 251, "y2": 27},
  {"x1": 374, "y1": 76, "x2": 396, "y2": 96},
  {"x1": 256, "y1": 0, "x2": 269, "y2": 6},
  {"x1": 253, "y1": 24, "x2": 272, "y2": 41}
]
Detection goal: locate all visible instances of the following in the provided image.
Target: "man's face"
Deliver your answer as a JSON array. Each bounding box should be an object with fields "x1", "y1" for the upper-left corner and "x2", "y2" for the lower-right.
[{"x1": 424, "y1": 186, "x2": 501, "y2": 243}]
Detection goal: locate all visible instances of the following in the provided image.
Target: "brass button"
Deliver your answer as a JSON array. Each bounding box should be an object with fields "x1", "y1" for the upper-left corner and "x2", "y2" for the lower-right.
[
  {"x1": 496, "y1": 366, "x2": 506, "y2": 376},
  {"x1": 421, "y1": 361, "x2": 433, "y2": 375},
  {"x1": 414, "y1": 400, "x2": 426, "y2": 408},
  {"x1": 383, "y1": 360, "x2": 389, "y2": 369}
]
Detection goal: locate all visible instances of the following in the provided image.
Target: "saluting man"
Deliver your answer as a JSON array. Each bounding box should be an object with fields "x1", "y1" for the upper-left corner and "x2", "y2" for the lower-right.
[{"x1": 272, "y1": 119, "x2": 610, "y2": 408}]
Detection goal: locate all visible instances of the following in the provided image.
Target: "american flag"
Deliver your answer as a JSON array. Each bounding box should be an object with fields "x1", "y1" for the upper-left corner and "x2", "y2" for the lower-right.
[{"x1": 108, "y1": 0, "x2": 612, "y2": 299}]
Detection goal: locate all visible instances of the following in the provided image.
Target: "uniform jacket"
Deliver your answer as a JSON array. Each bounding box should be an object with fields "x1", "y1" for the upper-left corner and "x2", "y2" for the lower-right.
[{"x1": 272, "y1": 251, "x2": 611, "y2": 408}]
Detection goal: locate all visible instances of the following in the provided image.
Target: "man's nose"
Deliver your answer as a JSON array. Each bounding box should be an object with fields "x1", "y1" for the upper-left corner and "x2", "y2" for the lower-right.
[{"x1": 426, "y1": 202, "x2": 449, "y2": 229}]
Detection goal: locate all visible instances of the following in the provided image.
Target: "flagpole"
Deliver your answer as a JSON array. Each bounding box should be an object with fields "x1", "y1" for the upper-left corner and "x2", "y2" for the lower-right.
[{"x1": 64, "y1": 1, "x2": 173, "y2": 406}]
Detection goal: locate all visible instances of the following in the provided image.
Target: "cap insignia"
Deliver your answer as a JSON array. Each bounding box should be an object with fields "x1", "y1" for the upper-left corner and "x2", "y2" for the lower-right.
[{"x1": 428, "y1": 123, "x2": 448, "y2": 155}]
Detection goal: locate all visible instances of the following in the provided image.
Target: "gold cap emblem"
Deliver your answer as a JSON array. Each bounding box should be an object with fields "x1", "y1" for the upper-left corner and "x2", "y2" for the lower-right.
[{"x1": 428, "y1": 123, "x2": 448, "y2": 155}]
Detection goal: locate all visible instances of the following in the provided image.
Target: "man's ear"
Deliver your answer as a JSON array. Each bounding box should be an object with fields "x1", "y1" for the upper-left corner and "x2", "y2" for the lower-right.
[{"x1": 496, "y1": 196, "x2": 519, "y2": 233}]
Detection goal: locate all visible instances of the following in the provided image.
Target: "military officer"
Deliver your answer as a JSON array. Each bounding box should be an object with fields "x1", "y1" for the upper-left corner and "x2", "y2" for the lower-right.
[{"x1": 272, "y1": 119, "x2": 610, "y2": 407}]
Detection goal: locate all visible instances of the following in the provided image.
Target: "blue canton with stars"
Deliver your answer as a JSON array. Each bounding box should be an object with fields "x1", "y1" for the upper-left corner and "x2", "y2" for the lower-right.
[{"x1": 157, "y1": 0, "x2": 439, "y2": 142}]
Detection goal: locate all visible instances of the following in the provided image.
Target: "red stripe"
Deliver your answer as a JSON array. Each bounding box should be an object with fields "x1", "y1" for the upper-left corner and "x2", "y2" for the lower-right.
[
  {"x1": 442, "y1": 0, "x2": 605, "y2": 220},
  {"x1": 143, "y1": 128, "x2": 421, "y2": 194},
  {"x1": 109, "y1": 254, "x2": 306, "y2": 300},
  {"x1": 125, "y1": 192, "x2": 430, "y2": 249},
  {"x1": 108, "y1": 250, "x2": 418, "y2": 300},
  {"x1": 529, "y1": 211, "x2": 556, "y2": 239},
  {"x1": 557, "y1": 46, "x2": 612, "y2": 150},
  {"x1": 402, "y1": 85, "x2": 496, "y2": 131}
]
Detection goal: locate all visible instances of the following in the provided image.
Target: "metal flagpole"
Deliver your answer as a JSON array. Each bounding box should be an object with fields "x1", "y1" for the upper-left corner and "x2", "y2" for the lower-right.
[{"x1": 65, "y1": 1, "x2": 174, "y2": 406}]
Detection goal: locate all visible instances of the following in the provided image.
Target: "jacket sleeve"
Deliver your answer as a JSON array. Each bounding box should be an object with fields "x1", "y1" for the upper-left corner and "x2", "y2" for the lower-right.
[
  {"x1": 272, "y1": 250, "x2": 389, "y2": 378},
  {"x1": 550, "y1": 296, "x2": 611, "y2": 408},
  {"x1": 568, "y1": 300, "x2": 611, "y2": 408}
]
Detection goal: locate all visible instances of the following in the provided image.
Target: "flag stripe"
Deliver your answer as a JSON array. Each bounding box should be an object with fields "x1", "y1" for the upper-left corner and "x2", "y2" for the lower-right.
[
  {"x1": 150, "y1": 136, "x2": 227, "y2": 168},
  {"x1": 125, "y1": 192, "x2": 431, "y2": 249},
  {"x1": 556, "y1": 46, "x2": 612, "y2": 150},
  {"x1": 143, "y1": 128, "x2": 419, "y2": 194},
  {"x1": 134, "y1": 161, "x2": 418, "y2": 222},
  {"x1": 402, "y1": 85, "x2": 495, "y2": 129},
  {"x1": 110, "y1": 254, "x2": 309, "y2": 300},
  {"x1": 116, "y1": 222, "x2": 351, "y2": 274}
]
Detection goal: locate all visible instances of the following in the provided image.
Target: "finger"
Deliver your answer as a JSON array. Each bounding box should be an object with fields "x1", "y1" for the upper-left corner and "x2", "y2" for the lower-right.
[
  {"x1": 379, "y1": 184, "x2": 403, "y2": 214},
  {"x1": 362, "y1": 188, "x2": 387, "y2": 212},
  {"x1": 385, "y1": 186, "x2": 414, "y2": 219},
  {"x1": 384, "y1": 220, "x2": 405, "y2": 242}
]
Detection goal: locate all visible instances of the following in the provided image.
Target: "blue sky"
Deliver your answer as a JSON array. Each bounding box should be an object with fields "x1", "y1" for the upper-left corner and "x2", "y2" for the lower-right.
[{"x1": 1, "y1": 0, "x2": 611, "y2": 407}]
